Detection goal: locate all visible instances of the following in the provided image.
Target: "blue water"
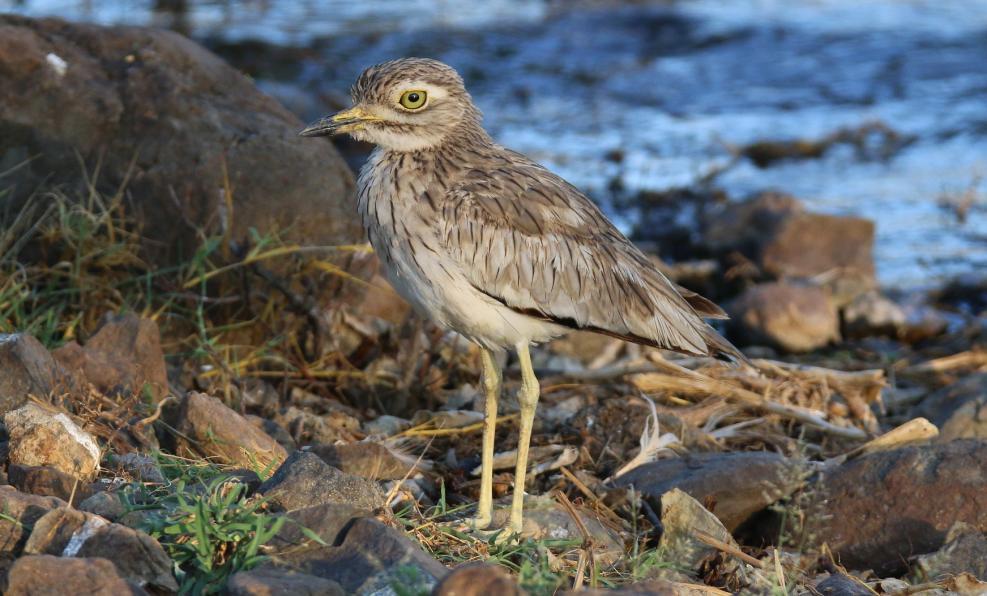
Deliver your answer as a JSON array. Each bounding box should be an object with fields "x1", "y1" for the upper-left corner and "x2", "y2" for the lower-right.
[{"x1": 4, "y1": 0, "x2": 986, "y2": 289}]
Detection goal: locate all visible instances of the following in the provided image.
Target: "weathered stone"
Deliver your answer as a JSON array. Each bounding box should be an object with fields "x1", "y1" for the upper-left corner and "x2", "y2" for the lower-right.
[
  {"x1": 913, "y1": 373, "x2": 987, "y2": 442},
  {"x1": 489, "y1": 495, "x2": 624, "y2": 565},
  {"x1": 53, "y1": 313, "x2": 168, "y2": 401},
  {"x1": 8, "y1": 463, "x2": 94, "y2": 505},
  {"x1": 227, "y1": 567, "x2": 344, "y2": 596},
  {"x1": 0, "y1": 15, "x2": 359, "y2": 270},
  {"x1": 433, "y1": 563, "x2": 523, "y2": 596},
  {"x1": 297, "y1": 518, "x2": 447, "y2": 594},
  {"x1": 703, "y1": 192, "x2": 875, "y2": 289},
  {"x1": 4, "y1": 402, "x2": 100, "y2": 481},
  {"x1": 308, "y1": 442, "x2": 415, "y2": 481},
  {"x1": 269, "y1": 503, "x2": 366, "y2": 561},
  {"x1": 23, "y1": 506, "x2": 98, "y2": 555},
  {"x1": 657, "y1": 488, "x2": 741, "y2": 576},
  {"x1": 615, "y1": 451, "x2": 806, "y2": 531},
  {"x1": 78, "y1": 491, "x2": 127, "y2": 522},
  {"x1": 808, "y1": 439, "x2": 987, "y2": 575},
  {"x1": 258, "y1": 451, "x2": 383, "y2": 512},
  {"x1": 5, "y1": 555, "x2": 146, "y2": 595},
  {"x1": 913, "y1": 522, "x2": 987, "y2": 582},
  {"x1": 0, "y1": 334, "x2": 56, "y2": 415},
  {"x1": 76, "y1": 522, "x2": 178, "y2": 591},
  {"x1": 843, "y1": 292, "x2": 948, "y2": 342},
  {"x1": 363, "y1": 415, "x2": 411, "y2": 437},
  {"x1": 246, "y1": 415, "x2": 296, "y2": 453},
  {"x1": 0, "y1": 486, "x2": 66, "y2": 554},
  {"x1": 729, "y1": 282, "x2": 840, "y2": 352},
  {"x1": 106, "y1": 452, "x2": 166, "y2": 484},
  {"x1": 177, "y1": 391, "x2": 287, "y2": 470},
  {"x1": 815, "y1": 573, "x2": 872, "y2": 595},
  {"x1": 275, "y1": 406, "x2": 361, "y2": 446}
]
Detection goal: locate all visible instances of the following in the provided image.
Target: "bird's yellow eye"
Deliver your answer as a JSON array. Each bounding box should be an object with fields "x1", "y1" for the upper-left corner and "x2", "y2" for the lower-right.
[{"x1": 399, "y1": 90, "x2": 427, "y2": 110}]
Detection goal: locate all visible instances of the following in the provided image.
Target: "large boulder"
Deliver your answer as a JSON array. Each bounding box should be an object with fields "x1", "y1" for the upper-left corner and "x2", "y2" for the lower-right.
[
  {"x1": 4, "y1": 402, "x2": 100, "y2": 482},
  {"x1": 0, "y1": 15, "x2": 359, "y2": 266},
  {"x1": 808, "y1": 439, "x2": 987, "y2": 575}
]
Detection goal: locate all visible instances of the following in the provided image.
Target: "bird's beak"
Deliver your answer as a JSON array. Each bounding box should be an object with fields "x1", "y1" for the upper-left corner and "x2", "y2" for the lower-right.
[{"x1": 299, "y1": 106, "x2": 381, "y2": 137}]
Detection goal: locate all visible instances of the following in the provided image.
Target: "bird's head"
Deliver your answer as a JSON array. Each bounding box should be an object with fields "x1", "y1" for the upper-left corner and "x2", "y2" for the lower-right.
[{"x1": 300, "y1": 58, "x2": 480, "y2": 152}]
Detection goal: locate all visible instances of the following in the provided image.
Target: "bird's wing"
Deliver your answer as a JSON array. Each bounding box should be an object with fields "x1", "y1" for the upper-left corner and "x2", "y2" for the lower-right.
[{"x1": 438, "y1": 153, "x2": 742, "y2": 359}]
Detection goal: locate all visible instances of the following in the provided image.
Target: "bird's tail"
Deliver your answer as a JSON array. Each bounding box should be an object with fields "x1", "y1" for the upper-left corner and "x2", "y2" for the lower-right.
[{"x1": 702, "y1": 325, "x2": 752, "y2": 367}]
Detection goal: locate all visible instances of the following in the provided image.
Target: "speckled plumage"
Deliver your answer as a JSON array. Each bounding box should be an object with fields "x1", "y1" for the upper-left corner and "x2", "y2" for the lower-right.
[{"x1": 301, "y1": 57, "x2": 744, "y2": 534}]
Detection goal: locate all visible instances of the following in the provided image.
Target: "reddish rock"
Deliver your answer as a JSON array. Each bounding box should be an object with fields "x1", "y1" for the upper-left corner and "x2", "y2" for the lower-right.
[
  {"x1": 729, "y1": 282, "x2": 841, "y2": 352},
  {"x1": 177, "y1": 391, "x2": 287, "y2": 470},
  {"x1": 4, "y1": 402, "x2": 100, "y2": 481},
  {"x1": 808, "y1": 439, "x2": 987, "y2": 575},
  {"x1": 5, "y1": 555, "x2": 146, "y2": 595},
  {"x1": 433, "y1": 563, "x2": 523, "y2": 596},
  {"x1": 308, "y1": 442, "x2": 415, "y2": 481},
  {"x1": 227, "y1": 568, "x2": 344, "y2": 596},
  {"x1": 8, "y1": 464, "x2": 94, "y2": 505},
  {"x1": 0, "y1": 486, "x2": 66, "y2": 555},
  {"x1": 53, "y1": 313, "x2": 168, "y2": 401}
]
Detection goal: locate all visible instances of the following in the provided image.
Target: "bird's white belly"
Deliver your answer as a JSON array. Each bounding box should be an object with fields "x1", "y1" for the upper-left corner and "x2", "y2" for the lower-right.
[{"x1": 379, "y1": 236, "x2": 567, "y2": 351}]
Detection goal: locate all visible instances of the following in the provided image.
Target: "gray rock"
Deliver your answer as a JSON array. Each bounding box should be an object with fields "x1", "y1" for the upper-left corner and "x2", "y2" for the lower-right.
[
  {"x1": 258, "y1": 451, "x2": 383, "y2": 512},
  {"x1": 0, "y1": 15, "x2": 360, "y2": 271},
  {"x1": 729, "y1": 282, "x2": 840, "y2": 352},
  {"x1": 297, "y1": 517, "x2": 448, "y2": 594},
  {"x1": 23, "y1": 506, "x2": 98, "y2": 555},
  {"x1": 808, "y1": 439, "x2": 987, "y2": 575},
  {"x1": 246, "y1": 415, "x2": 297, "y2": 453},
  {"x1": 78, "y1": 491, "x2": 127, "y2": 522},
  {"x1": 107, "y1": 453, "x2": 166, "y2": 484},
  {"x1": 657, "y1": 488, "x2": 741, "y2": 577},
  {"x1": 76, "y1": 522, "x2": 178, "y2": 592},
  {"x1": 5, "y1": 554, "x2": 147, "y2": 595},
  {"x1": 308, "y1": 442, "x2": 415, "y2": 481},
  {"x1": 363, "y1": 415, "x2": 411, "y2": 437},
  {"x1": 228, "y1": 567, "x2": 344, "y2": 596},
  {"x1": 269, "y1": 503, "x2": 367, "y2": 560},
  {"x1": 913, "y1": 522, "x2": 987, "y2": 582},
  {"x1": 815, "y1": 573, "x2": 873, "y2": 595},
  {"x1": 615, "y1": 451, "x2": 806, "y2": 531},
  {"x1": 0, "y1": 334, "x2": 57, "y2": 415},
  {"x1": 177, "y1": 391, "x2": 287, "y2": 471},
  {"x1": 0, "y1": 485, "x2": 65, "y2": 555},
  {"x1": 4, "y1": 402, "x2": 100, "y2": 481}
]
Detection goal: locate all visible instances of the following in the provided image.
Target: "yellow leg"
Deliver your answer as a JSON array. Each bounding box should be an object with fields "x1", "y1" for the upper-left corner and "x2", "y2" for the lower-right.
[
  {"x1": 470, "y1": 348, "x2": 501, "y2": 530},
  {"x1": 509, "y1": 341, "x2": 540, "y2": 534}
]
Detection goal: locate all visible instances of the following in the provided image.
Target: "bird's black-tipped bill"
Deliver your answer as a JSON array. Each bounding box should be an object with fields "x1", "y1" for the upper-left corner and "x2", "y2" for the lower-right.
[{"x1": 299, "y1": 107, "x2": 375, "y2": 137}]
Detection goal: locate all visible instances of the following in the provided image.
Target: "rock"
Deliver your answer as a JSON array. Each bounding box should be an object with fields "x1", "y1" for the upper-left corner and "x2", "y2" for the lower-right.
[
  {"x1": 489, "y1": 495, "x2": 624, "y2": 565},
  {"x1": 5, "y1": 555, "x2": 146, "y2": 595},
  {"x1": 227, "y1": 567, "x2": 344, "y2": 596},
  {"x1": 614, "y1": 452, "x2": 805, "y2": 531},
  {"x1": 269, "y1": 503, "x2": 366, "y2": 561},
  {"x1": 23, "y1": 506, "x2": 100, "y2": 555},
  {"x1": 703, "y1": 192, "x2": 875, "y2": 291},
  {"x1": 808, "y1": 439, "x2": 987, "y2": 575},
  {"x1": 0, "y1": 15, "x2": 359, "y2": 269},
  {"x1": 78, "y1": 491, "x2": 126, "y2": 522},
  {"x1": 75, "y1": 522, "x2": 178, "y2": 591},
  {"x1": 657, "y1": 488, "x2": 741, "y2": 576},
  {"x1": 815, "y1": 573, "x2": 872, "y2": 595},
  {"x1": 177, "y1": 391, "x2": 287, "y2": 470},
  {"x1": 296, "y1": 518, "x2": 448, "y2": 594},
  {"x1": 562, "y1": 581, "x2": 713, "y2": 595},
  {"x1": 4, "y1": 402, "x2": 100, "y2": 481},
  {"x1": 308, "y1": 442, "x2": 415, "y2": 481},
  {"x1": 246, "y1": 415, "x2": 297, "y2": 453},
  {"x1": 52, "y1": 313, "x2": 168, "y2": 401},
  {"x1": 363, "y1": 415, "x2": 411, "y2": 437},
  {"x1": 0, "y1": 486, "x2": 66, "y2": 554},
  {"x1": 106, "y1": 452, "x2": 166, "y2": 484},
  {"x1": 8, "y1": 463, "x2": 94, "y2": 505},
  {"x1": 842, "y1": 291, "x2": 907, "y2": 339},
  {"x1": 912, "y1": 373, "x2": 987, "y2": 442},
  {"x1": 433, "y1": 563, "x2": 523, "y2": 596},
  {"x1": 276, "y1": 406, "x2": 361, "y2": 445},
  {"x1": 258, "y1": 451, "x2": 384, "y2": 512},
  {"x1": 729, "y1": 282, "x2": 841, "y2": 352},
  {"x1": 0, "y1": 334, "x2": 57, "y2": 415},
  {"x1": 913, "y1": 522, "x2": 987, "y2": 582}
]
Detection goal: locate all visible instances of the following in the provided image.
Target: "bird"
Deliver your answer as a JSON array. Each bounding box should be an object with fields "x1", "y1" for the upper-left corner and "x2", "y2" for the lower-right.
[{"x1": 300, "y1": 58, "x2": 746, "y2": 535}]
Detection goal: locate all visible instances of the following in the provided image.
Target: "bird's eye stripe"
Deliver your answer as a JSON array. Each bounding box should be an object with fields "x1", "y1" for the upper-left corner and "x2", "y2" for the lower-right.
[{"x1": 400, "y1": 90, "x2": 428, "y2": 110}]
